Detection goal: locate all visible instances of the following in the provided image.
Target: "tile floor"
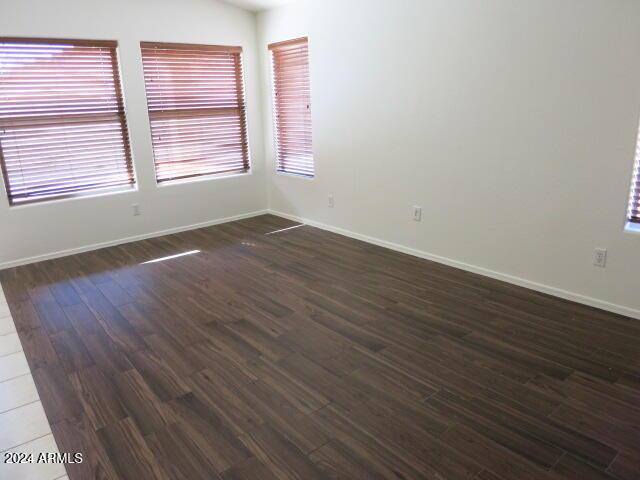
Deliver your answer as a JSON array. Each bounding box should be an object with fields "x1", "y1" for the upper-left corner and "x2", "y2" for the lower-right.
[{"x1": 0, "y1": 284, "x2": 68, "y2": 480}]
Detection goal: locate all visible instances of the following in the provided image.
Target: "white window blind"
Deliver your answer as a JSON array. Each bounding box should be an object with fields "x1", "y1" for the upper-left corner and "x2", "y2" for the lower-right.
[
  {"x1": 0, "y1": 38, "x2": 135, "y2": 205},
  {"x1": 140, "y1": 42, "x2": 250, "y2": 183},
  {"x1": 269, "y1": 37, "x2": 313, "y2": 177},
  {"x1": 628, "y1": 127, "x2": 640, "y2": 224}
]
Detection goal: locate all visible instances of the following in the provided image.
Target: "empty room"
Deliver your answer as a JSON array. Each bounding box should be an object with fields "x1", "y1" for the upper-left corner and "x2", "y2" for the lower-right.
[{"x1": 1, "y1": 0, "x2": 639, "y2": 479}]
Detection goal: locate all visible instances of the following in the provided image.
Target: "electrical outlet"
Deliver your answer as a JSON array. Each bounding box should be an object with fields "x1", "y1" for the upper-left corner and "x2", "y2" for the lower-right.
[
  {"x1": 132, "y1": 204, "x2": 141, "y2": 216},
  {"x1": 328, "y1": 194, "x2": 334, "y2": 208},
  {"x1": 413, "y1": 206, "x2": 422, "y2": 222},
  {"x1": 594, "y1": 248, "x2": 607, "y2": 268}
]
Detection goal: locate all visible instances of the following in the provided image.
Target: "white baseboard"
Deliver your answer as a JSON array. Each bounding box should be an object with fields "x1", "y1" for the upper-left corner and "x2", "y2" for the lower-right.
[
  {"x1": 0, "y1": 209, "x2": 269, "y2": 271},
  {"x1": 4, "y1": 207, "x2": 638, "y2": 320},
  {"x1": 268, "y1": 209, "x2": 640, "y2": 320}
]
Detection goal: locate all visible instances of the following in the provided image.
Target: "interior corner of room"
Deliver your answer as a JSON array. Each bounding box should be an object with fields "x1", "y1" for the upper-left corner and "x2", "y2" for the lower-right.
[{"x1": 0, "y1": 0, "x2": 638, "y2": 320}]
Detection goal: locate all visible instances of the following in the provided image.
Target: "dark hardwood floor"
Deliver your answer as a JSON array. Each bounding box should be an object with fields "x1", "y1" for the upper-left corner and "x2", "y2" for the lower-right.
[{"x1": 1, "y1": 214, "x2": 639, "y2": 480}]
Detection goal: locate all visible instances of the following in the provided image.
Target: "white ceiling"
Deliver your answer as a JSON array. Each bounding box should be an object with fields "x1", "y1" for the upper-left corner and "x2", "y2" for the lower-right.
[{"x1": 222, "y1": 0, "x2": 293, "y2": 12}]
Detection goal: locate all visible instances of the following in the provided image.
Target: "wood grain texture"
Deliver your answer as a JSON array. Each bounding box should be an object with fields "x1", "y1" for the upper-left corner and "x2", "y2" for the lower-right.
[{"x1": 1, "y1": 214, "x2": 639, "y2": 480}]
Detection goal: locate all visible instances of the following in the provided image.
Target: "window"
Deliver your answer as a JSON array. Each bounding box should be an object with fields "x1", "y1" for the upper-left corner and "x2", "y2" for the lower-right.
[
  {"x1": 628, "y1": 128, "x2": 640, "y2": 224},
  {"x1": 140, "y1": 42, "x2": 250, "y2": 183},
  {"x1": 0, "y1": 38, "x2": 134, "y2": 205},
  {"x1": 269, "y1": 37, "x2": 314, "y2": 177}
]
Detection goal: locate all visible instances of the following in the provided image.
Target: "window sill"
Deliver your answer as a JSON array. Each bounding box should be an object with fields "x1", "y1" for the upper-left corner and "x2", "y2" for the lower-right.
[
  {"x1": 275, "y1": 171, "x2": 315, "y2": 180},
  {"x1": 8, "y1": 185, "x2": 137, "y2": 209},
  {"x1": 624, "y1": 221, "x2": 640, "y2": 235},
  {"x1": 156, "y1": 170, "x2": 252, "y2": 188}
]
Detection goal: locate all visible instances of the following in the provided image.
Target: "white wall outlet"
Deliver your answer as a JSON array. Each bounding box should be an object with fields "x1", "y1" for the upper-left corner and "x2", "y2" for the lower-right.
[
  {"x1": 413, "y1": 205, "x2": 422, "y2": 222},
  {"x1": 132, "y1": 204, "x2": 141, "y2": 216},
  {"x1": 594, "y1": 248, "x2": 607, "y2": 268},
  {"x1": 328, "y1": 194, "x2": 334, "y2": 208}
]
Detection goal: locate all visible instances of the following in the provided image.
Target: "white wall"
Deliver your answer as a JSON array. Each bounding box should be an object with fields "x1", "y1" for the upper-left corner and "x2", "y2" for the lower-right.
[
  {"x1": 257, "y1": 0, "x2": 640, "y2": 317},
  {"x1": 0, "y1": 0, "x2": 267, "y2": 267}
]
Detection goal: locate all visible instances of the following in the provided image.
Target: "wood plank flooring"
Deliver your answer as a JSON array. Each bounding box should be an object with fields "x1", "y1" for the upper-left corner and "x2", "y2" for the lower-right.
[{"x1": 1, "y1": 214, "x2": 639, "y2": 480}]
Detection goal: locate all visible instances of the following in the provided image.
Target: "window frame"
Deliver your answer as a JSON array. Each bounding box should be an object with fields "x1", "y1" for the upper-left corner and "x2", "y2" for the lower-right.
[
  {"x1": 139, "y1": 41, "x2": 251, "y2": 185},
  {"x1": 268, "y1": 36, "x2": 314, "y2": 178},
  {"x1": 0, "y1": 37, "x2": 136, "y2": 206}
]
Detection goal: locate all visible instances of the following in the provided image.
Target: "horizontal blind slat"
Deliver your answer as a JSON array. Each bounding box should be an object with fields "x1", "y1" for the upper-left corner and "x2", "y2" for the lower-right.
[
  {"x1": 627, "y1": 130, "x2": 640, "y2": 222},
  {"x1": 0, "y1": 38, "x2": 135, "y2": 204},
  {"x1": 140, "y1": 41, "x2": 250, "y2": 182},
  {"x1": 270, "y1": 37, "x2": 313, "y2": 177}
]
